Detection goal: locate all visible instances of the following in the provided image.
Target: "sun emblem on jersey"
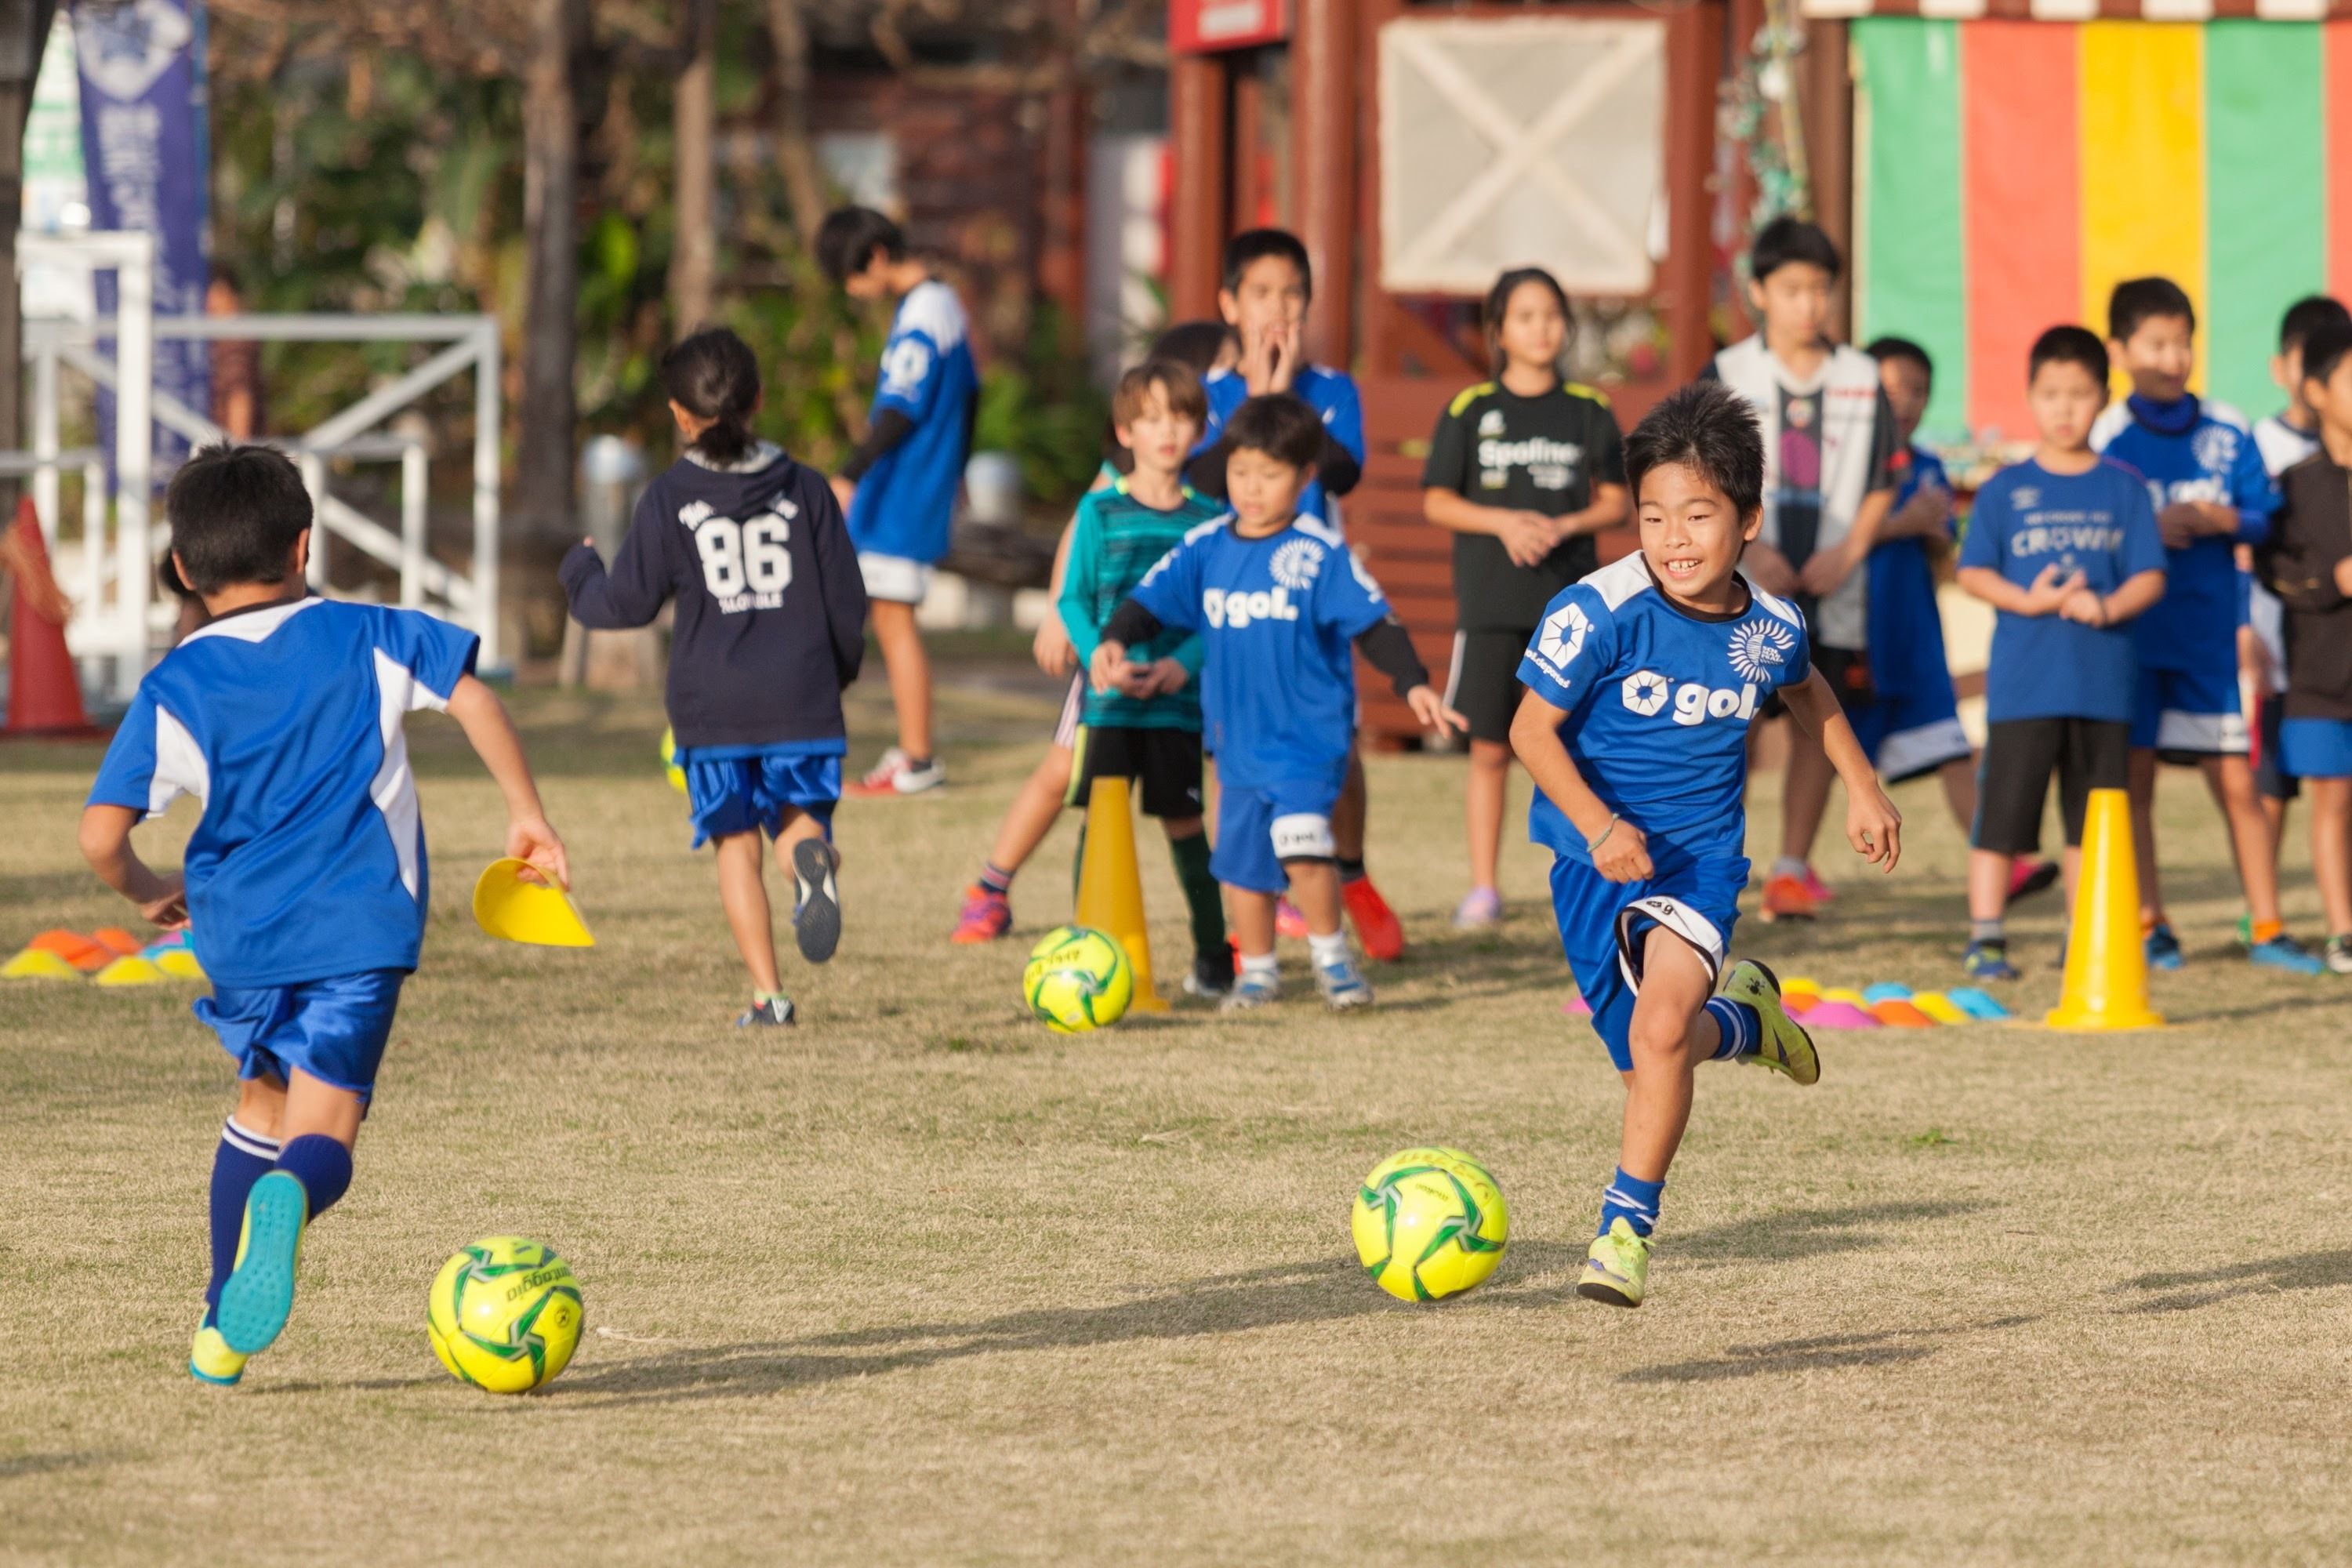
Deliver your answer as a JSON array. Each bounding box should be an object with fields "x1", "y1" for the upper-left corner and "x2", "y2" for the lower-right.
[
  {"x1": 1728, "y1": 619, "x2": 1795, "y2": 684},
  {"x1": 2192, "y1": 423, "x2": 2238, "y2": 476},
  {"x1": 1621, "y1": 670, "x2": 1670, "y2": 717},
  {"x1": 1269, "y1": 537, "x2": 1325, "y2": 590}
]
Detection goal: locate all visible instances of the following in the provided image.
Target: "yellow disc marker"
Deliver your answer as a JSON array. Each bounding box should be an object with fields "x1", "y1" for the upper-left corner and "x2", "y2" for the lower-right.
[
  {"x1": 471, "y1": 858, "x2": 595, "y2": 948},
  {"x1": 1, "y1": 947, "x2": 85, "y2": 980},
  {"x1": 94, "y1": 955, "x2": 169, "y2": 986}
]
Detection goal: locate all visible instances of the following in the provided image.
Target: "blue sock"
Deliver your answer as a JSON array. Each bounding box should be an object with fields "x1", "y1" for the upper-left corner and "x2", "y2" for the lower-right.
[
  {"x1": 1599, "y1": 1167, "x2": 1664, "y2": 1239},
  {"x1": 1705, "y1": 996, "x2": 1761, "y2": 1062},
  {"x1": 274, "y1": 1134, "x2": 353, "y2": 1219},
  {"x1": 205, "y1": 1119, "x2": 280, "y2": 1327}
]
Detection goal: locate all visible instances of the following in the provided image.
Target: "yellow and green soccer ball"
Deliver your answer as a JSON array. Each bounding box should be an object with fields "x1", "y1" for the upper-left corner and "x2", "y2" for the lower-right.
[
  {"x1": 1022, "y1": 924, "x2": 1134, "y2": 1033},
  {"x1": 659, "y1": 728, "x2": 687, "y2": 793},
  {"x1": 427, "y1": 1236, "x2": 584, "y2": 1394},
  {"x1": 1352, "y1": 1146, "x2": 1509, "y2": 1302}
]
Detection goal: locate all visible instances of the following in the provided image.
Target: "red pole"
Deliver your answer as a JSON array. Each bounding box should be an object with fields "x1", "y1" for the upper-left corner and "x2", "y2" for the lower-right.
[
  {"x1": 1664, "y1": 0, "x2": 1725, "y2": 383},
  {"x1": 1169, "y1": 49, "x2": 1230, "y2": 321},
  {"x1": 1291, "y1": 0, "x2": 1357, "y2": 368}
]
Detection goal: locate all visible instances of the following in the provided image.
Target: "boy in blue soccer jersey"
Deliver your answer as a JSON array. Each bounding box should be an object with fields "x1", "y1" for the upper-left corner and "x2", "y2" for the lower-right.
[
  {"x1": 817, "y1": 206, "x2": 978, "y2": 799},
  {"x1": 1509, "y1": 383, "x2": 1900, "y2": 1308},
  {"x1": 1093, "y1": 394, "x2": 1464, "y2": 1011},
  {"x1": 2092, "y1": 277, "x2": 2321, "y2": 973},
  {"x1": 1957, "y1": 328, "x2": 2168, "y2": 980},
  {"x1": 563, "y1": 328, "x2": 867, "y2": 1026},
  {"x1": 79, "y1": 445, "x2": 568, "y2": 1387},
  {"x1": 1183, "y1": 228, "x2": 1407, "y2": 963}
]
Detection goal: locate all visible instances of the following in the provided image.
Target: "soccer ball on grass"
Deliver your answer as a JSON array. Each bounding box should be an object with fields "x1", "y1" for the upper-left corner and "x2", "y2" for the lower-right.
[
  {"x1": 1022, "y1": 924, "x2": 1134, "y2": 1033},
  {"x1": 1352, "y1": 1146, "x2": 1509, "y2": 1301},
  {"x1": 427, "y1": 1236, "x2": 583, "y2": 1393}
]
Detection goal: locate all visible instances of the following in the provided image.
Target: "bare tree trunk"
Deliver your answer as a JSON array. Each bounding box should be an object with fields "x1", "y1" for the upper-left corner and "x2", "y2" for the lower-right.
[
  {"x1": 0, "y1": 0, "x2": 58, "y2": 470},
  {"x1": 669, "y1": 0, "x2": 716, "y2": 330},
  {"x1": 763, "y1": 0, "x2": 827, "y2": 245},
  {"x1": 517, "y1": 0, "x2": 586, "y2": 543}
]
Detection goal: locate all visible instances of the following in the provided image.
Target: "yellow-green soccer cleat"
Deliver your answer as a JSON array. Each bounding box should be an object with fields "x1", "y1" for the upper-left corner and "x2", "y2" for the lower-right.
[
  {"x1": 1577, "y1": 1217, "x2": 1653, "y2": 1308},
  {"x1": 1720, "y1": 959, "x2": 1819, "y2": 1086},
  {"x1": 215, "y1": 1171, "x2": 308, "y2": 1356},
  {"x1": 189, "y1": 1323, "x2": 249, "y2": 1387}
]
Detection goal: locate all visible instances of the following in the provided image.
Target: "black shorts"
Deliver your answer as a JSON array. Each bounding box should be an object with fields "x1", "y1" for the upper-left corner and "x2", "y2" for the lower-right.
[
  {"x1": 1762, "y1": 644, "x2": 1871, "y2": 720},
  {"x1": 2255, "y1": 690, "x2": 2299, "y2": 802},
  {"x1": 1444, "y1": 628, "x2": 1534, "y2": 745},
  {"x1": 1973, "y1": 717, "x2": 2130, "y2": 855},
  {"x1": 1065, "y1": 724, "x2": 1205, "y2": 819}
]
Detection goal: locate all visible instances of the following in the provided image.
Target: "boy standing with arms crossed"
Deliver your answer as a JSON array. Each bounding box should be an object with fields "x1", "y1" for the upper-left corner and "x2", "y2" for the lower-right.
[
  {"x1": 1097, "y1": 394, "x2": 1464, "y2": 1010},
  {"x1": 2092, "y1": 278, "x2": 2318, "y2": 972},
  {"x1": 81, "y1": 445, "x2": 568, "y2": 1386},
  {"x1": 1956, "y1": 328, "x2": 2167, "y2": 979},
  {"x1": 818, "y1": 205, "x2": 978, "y2": 798},
  {"x1": 1511, "y1": 382, "x2": 1900, "y2": 1308}
]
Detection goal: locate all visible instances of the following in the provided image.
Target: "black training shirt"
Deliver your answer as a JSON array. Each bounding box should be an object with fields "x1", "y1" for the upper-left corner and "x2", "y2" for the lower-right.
[{"x1": 1422, "y1": 380, "x2": 1625, "y2": 631}]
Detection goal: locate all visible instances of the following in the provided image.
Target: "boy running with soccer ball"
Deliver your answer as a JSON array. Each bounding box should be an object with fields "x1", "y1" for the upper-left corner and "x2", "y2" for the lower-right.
[
  {"x1": 1094, "y1": 394, "x2": 1465, "y2": 1010},
  {"x1": 81, "y1": 445, "x2": 569, "y2": 1386},
  {"x1": 1511, "y1": 382, "x2": 1900, "y2": 1308}
]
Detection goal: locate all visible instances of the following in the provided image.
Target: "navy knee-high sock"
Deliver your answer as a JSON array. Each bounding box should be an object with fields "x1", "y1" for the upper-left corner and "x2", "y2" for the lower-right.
[
  {"x1": 274, "y1": 1134, "x2": 353, "y2": 1219},
  {"x1": 205, "y1": 1118, "x2": 280, "y2": 1326}
]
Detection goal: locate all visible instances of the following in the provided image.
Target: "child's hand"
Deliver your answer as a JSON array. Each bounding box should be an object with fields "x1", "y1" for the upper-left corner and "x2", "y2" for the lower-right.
[
  {"x1": 829, "y1": 475, "x2": 857, "y2": 514},
  {"x1": 1846, "y1": 785, "x2": 1902, "y2": 873},
  {"x1": 1403, "y1": 683, "x2": 1470, "y2": 739},
  {"x1": 507, "y1": 817, "x2": 571, "y2": 891},
  {"x1": 2156, "y1": 501, "x2": 2211, "y2": 549},
  {"x1": 1498, "y1": 510, "x2": 1555, "y2": 568},
  {"x1": 1799, "y1": 539, "x2": 1864, "y2": 597},
  {"x1": 1742, "y1": 543, "x2": 1799, "y2": 596},
  {"x1": 2057, "y1": 588, "x2": 2108, "y2": 626},
  {"x1": 140, "y1": 872, "x2": 188, "y2": 931},
  {"x1": 1589, "y1": 815, "x2": 1652, "y2": 884},
  {"x1": 1088, "y1": 641, "x2": 1129, "y2": 694},
  {"x1": 2020, "y1": 563, "x2": 2083, "y2": 614},
  {"x1": 1033, "y1": 615, "x2": 1075, "y2": 677},
  {"x1": 2333, "y1": 557, "x2": 2352, "y2": 598},
  {"x1": 1135, "y1": 658, "x2": 1189, "y2": 698}
]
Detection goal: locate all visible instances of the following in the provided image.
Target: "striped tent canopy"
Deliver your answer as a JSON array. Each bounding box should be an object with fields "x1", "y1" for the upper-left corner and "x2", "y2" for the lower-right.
[{"x1": 1846, "y1": 16, "x2": 2352, "y2": 444}]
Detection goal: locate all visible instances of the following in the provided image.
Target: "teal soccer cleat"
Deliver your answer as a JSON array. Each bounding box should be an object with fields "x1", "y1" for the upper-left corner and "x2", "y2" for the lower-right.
[{"x1": 214, "y1": 1171, "x2": 309, "y2": 1356}]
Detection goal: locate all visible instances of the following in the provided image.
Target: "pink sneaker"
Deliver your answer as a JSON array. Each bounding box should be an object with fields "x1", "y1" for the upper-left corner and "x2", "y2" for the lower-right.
[
  {"x1": 1799, "y1": 864, "x2": 1836, "y2": 906},
  {"x1": 949, "y1": 885, "x2": 1011, "y2": 944},
  {"x1": 2008, "y1": 857, "x2": 2060, "y2": 903},
  {"x1": 1276, "y1": 898, "x2": 1308, "y2": 940}
]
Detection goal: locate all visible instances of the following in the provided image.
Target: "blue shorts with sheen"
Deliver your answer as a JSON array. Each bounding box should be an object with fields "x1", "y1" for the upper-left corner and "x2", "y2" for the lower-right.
[
  {"x1": 195, "y1": 970, "x2": 405, "y2": 1102},
  {"x1": 682, "y1": 744, "x2": 842, "y2": 848},
  {"x1": 1211, "y1": 772, "x2": 1345, "y2": 895},
  {"x1": 1549, "y1": 848, "x2": 1744, "y2": 1073}
]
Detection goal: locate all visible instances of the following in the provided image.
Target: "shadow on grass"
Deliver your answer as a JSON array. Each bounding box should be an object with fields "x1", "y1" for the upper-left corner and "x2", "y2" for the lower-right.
[
  {"x1": 545, "y1": 1202, "x2": 1969, "y2": 1408},
  {"x1": 0, "y1": 1450, "x2": 116, "y2": 1479},
  {"x1": 1620, "y1": 1314, "x2": 2038, "y2": 1385},
  {"x1": 2109, "y1": 1249, "x2": 2352, "y2": 1314}
]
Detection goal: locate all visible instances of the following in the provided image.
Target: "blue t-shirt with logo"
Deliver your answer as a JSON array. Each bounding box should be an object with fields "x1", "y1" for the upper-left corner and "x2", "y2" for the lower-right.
[
  {"x1": 1866, "y1": 445, "x2": 1954, "y2": 700},
  {"x1": 1196, "y1": 363, "x2": 1366, "y2": 523},
  {"x1": 847, "y1": 279, "x2": 979, "y2": 564},
  {"x1": 1958, "y1": 457, "x2": 2166, "y2": 724},
  {"x1": 1515, "y1": 553, "x2": 1811, "y2": 867},
  {"x1": 87, "y1": 597, "x2": 481, "y2": 989},
  {"x1": 1127, "y1": 513, "x2": 1391, "y2": 789},
  {"x1": 2090, "y1": 395, "x2": 2276, "y2": 672}
]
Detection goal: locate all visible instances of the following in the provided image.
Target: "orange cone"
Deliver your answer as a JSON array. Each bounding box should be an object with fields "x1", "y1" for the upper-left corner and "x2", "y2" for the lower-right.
[
  {"x1": 1073, "y1": 775, "x2": 1166, "y2": 1011},
  {"x1": 2, "y1": 497, "x2": 93, "y2": 735},
  {"x1": 2046, "y1": 789, "x2": 2165, "y2": 1031}
]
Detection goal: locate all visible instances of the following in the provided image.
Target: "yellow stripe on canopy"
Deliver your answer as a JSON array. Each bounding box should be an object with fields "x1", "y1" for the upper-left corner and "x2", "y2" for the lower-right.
[{"x1": 2079, "y1": 22, "x2": 2207, "y2": 393}]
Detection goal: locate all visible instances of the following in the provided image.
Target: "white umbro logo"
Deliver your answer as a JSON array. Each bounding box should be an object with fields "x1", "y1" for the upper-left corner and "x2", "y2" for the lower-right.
[{"x1": 1478, "y1": 408, "x2": 1506, "y2": 437}]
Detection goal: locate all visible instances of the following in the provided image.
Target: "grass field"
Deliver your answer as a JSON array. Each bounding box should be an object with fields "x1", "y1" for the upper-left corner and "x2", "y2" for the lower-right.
[{"x1": 7, "y1": 661, "x2": 2352, "y2": 1566}]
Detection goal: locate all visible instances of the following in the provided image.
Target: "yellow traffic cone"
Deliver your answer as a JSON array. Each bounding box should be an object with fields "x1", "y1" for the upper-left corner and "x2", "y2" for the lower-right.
[
  {"x1": 1073, "y1": 775, "x2": 1166, "y2": 1012},
  {"x1": 2046, "y1": 788, "x2": 2164, "y2": 1030}
]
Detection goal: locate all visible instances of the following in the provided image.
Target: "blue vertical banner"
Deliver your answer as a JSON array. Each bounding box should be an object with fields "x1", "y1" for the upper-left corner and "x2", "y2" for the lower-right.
[{"x1": 74, "y1": 0, "x2": 210, "y2": 470}]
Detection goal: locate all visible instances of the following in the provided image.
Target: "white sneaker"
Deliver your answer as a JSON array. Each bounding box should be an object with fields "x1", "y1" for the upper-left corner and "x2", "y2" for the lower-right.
[
  {"x1": 891, "y1": 757, "x2": 946, "y2": 794},
  {"x1": 849, "y1": 746, "x2": 909, "y2": 797}
]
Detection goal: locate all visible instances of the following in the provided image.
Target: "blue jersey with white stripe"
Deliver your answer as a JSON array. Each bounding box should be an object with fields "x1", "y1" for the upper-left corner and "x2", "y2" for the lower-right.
[
  {"x1": 1196, "y1": 363, "x2": 1365, "y2": 522},
  {"x1": 1517, "y1": 554, "x2": 1811, "y2": 867},
  {"x1": 87, "y1": 597, "x2": 480, "y2": 989},
  {"x1": 1127, "y1": 512, "x2": 1391, "y2": 789},
  {"x1": 847, "y1": 279, "x2": 979, "y2": 564}
]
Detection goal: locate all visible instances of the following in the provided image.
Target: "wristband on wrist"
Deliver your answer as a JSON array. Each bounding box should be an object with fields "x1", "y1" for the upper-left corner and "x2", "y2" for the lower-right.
[{"x1": 1587, "y1": 815, "x2": 1620, "y2": 853}]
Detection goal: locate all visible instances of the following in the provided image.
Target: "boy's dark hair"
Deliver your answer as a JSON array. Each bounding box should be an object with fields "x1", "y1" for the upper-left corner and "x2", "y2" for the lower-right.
[
  {"x1": 1221, "y1": 228, "x2": 1312, "y2": 299},
  {"x1": 162, "y1": 443, "x2": 313, "y2": 596},
  {"x1": 815, "y1": 205, "x2": 906, "y2": 284},
  {"x1": 1624, "y1": 383, "x2": 1763, "y2": 518},
  {"x1": 662, "y1": 327, "x2": 762, "y2": 466},
  {"x1": 1225, "y1": 393, "x2": 1326, "y2": 471},
  {"x1": 1749, "y1": 216, "x2": 1842, "y2": 284},
  {"x1": 2029, "y1": 325, "x2": 2110, "y2": 387},
  {"x1": 1483, "y1": 266, "x2": 1573, "y2": 376},
  {"x1": 1149, "y1": 319, "x2": 1240, "y2": 377},
  {"x1": 2107, "y1": 276, "x2": 2195, "y2": 343},
  {"x1": 1866, "y1": 336, "x2": 1933, "y2": 379},
  {"x1": 1111, "y1": 359, "x2": 1207, "y2": 430},
  {"x1": 2280, "y1": 294, "x2": 2352, "y2": 355},
  {"x1": 2297, "y1": 321, "x2": 2352, "y2": 396}
]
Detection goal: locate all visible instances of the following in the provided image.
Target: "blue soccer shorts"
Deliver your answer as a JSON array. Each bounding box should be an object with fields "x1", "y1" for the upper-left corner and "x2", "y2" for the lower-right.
[
  {"x1": 195, "y1": 970, "x2": 405, "y2": 1103},
  {"x1": 2132, "y1": 662, "x2": 2248, "y2": 757},
  {"x1": 1849, "y1": 684, "x2": 1972, "y2": 785},
  {"x1": 2278, "y1": 717, "x2": 2352, "y2": 781},
  {"x1": 683, "y1": 745, "x2": 842, "y2": 848},
  {"x1": 1549, "y1": 850, "x2": 1744, "y2": 1073},
  {"x1": 1212, "y1": 772, "x2": 1345, "y2": 895}
]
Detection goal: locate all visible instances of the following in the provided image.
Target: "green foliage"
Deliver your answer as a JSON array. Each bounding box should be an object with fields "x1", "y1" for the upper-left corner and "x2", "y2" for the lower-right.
[{"x1": 972, "y1": 303, "x2": 1110, "y2": 513}]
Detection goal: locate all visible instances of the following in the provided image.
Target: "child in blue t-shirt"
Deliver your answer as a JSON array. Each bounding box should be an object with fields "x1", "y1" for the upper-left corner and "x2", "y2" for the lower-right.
[
  {"x1": 1958, "y1": 328, "x2": 2166, "y2": 980},
  {"x1": 1094, "y1": 393, "x2": 1463, "y2": 1011},
  {"x1": 2092, "y1": 276, "x2": 2319, "y2": 973},
  {"x1": 81, "y1": 444, "x2": 568, "y2": 1389},
  {"x1": 1512, "y1": 381, "x2": 1900, "y2": 1311}
]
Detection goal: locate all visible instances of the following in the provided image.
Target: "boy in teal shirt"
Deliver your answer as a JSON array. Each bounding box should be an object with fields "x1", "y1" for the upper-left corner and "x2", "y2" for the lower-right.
[{"x1": 1059, "y1": 360, "x2": 1232, "y2": 996}]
